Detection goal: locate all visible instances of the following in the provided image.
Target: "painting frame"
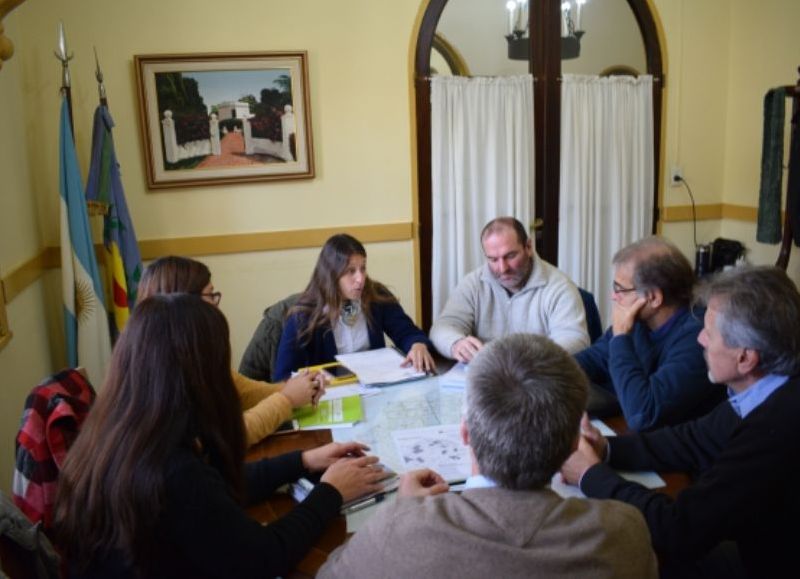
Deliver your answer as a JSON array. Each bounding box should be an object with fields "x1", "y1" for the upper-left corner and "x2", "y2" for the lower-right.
[{"x1": 134, "y1": 51, "x2": 314, "y2": 189}]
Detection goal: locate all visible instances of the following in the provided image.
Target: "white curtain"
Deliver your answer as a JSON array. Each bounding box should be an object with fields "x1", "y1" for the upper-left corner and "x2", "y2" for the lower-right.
[
  {"x1": 558, "y1": 74, "x2": 654, "y2": 326},
  {"x1": 431, "y1": 75, "x2": 534, "y2": 319}
]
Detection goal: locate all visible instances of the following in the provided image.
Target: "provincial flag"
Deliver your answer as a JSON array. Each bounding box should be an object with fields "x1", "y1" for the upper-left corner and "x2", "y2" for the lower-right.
[
  {"x1": 86, "y1": 104, "x2": 142, "y2": 335},
  {"x1": 59, "y1": 96, "x2": 111, "y2": 386}
]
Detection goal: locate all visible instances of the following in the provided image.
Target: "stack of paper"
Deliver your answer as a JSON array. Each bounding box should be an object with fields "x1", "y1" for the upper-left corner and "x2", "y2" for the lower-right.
[
  {"x1": 335, "y1": 347, "x2": 428, "y2": 387},
  {"x1": 292, "y1": 395, "x2": 363, "y2": 430}
]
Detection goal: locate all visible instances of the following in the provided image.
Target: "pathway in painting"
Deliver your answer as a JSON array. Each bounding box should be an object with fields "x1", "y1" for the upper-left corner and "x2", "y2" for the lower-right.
[{"x1": 197, "y1": 132, "x2": 266, "y2": 167}]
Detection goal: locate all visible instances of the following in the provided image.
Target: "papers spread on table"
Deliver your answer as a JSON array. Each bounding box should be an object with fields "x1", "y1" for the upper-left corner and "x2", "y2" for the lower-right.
[
  {"x1": 549, "y1": 418, "x2": 666, "y2": 499},
  {"x1": 292, "y1": 395, "x2": 363, "y2": 430},
  {"x1": 391, "y1": 423, "x2": 471, "y2": 483},
  {"x1": 289, "y1": 463, "x2": 400, "y2": 514},
  {"x1": 335, "y1": 347, "x2": 427, "y2": 387},
  {"x1": 319, "y1": 383, "x2": 378, "y2": 401},
  {"x1": 438, "y1": 362, "x2": 469, "y2": 389}
]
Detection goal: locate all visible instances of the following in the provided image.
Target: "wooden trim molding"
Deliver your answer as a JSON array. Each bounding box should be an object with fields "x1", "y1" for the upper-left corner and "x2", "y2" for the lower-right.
[
  {"x1": 0, "y1": 274, "x2": 12, "y2": 352},
  {"x1": 1, "y1": 222, "x2": 414, "y2": 305},
  {"x1": 660, "y1": 203, "x2": 762, "y2": 223}
]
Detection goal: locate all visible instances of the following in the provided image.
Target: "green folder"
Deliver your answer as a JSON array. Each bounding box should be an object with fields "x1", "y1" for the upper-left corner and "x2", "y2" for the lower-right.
[{"x1": 292, "y1": 395, "x2": 363, "y2": 430}]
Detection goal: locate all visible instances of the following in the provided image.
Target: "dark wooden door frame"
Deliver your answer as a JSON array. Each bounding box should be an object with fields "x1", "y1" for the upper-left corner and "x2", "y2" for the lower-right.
[{"x1": 414, "y1": 0, "x2": 663, "y2": 330}]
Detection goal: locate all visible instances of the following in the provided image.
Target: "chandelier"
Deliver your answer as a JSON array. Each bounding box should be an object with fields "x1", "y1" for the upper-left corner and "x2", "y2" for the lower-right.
[{"x1": 505, "y1": 0, "x2": 588, "y2": 61}]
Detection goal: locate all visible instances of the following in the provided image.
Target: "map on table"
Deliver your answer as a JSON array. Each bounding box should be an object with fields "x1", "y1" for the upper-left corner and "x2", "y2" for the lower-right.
[
  {"x1": 391, "y1": 423, "x2": 470, "y2": 483},
  {"x1": 332, "y1": 377, "x2": 464, "y2": 474}
]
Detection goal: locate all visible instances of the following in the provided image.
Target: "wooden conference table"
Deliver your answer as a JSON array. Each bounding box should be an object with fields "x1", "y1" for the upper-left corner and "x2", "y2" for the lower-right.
[{"x1": 245, "y1": 376, "x2": 690, "y2": 576}]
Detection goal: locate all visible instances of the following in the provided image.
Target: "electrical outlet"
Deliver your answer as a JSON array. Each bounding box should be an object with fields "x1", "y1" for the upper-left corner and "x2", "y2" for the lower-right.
[{"x1": 670, "y1": 166, "x2": 683, "y2": 187}]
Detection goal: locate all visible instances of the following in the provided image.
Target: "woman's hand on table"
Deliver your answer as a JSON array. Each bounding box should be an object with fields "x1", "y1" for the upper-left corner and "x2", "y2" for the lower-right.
[
  {"x1": 398, "y1": 468, "x2": 449, "y2": 498},
  {"x1": 402, "y1": 343, "x2": 436, "y2": 373},
  {"x1": 282, "y1": 370, "x2": 327, "y2": 408},
  {"x1": 301, "y1": 441, "x2": 369, "y2": 472},
  {"x1": 320, "y1": 455, "x2": 388, "y2": 503}
]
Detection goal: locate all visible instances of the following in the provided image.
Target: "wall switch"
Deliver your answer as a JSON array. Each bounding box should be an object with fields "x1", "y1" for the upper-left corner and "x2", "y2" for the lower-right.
[{"x1": 670, "y1": 166, "x2": 683, "y2": 187}]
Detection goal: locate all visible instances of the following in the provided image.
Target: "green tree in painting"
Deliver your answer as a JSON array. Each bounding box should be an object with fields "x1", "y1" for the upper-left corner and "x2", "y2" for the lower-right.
[{"x1": 155, "y1": 72, "x2": 207, "y2": 117}]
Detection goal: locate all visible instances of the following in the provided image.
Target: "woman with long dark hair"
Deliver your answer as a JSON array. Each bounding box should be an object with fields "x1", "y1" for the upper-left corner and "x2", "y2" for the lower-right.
[
  {"x1": 55, "y1": 294, "x2": 386, "y2": 578},
  {"x1": 138, "y1": 255, "x2": 323, "y2": 445},
  {"x1": 274, "y1": 234, "x2": 435, "y2": 380}
]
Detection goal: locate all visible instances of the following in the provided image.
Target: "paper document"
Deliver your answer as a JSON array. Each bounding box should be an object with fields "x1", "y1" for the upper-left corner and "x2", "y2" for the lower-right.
[
  {"x1": 391, "y1": 423, "x2": 471, "y2": 483},
  {"x1": 336, "y1": 347, "x2": 427, "y2": 386},
  {"x1": 292, "y1": 395, "x2": 363, "y2": 430}
]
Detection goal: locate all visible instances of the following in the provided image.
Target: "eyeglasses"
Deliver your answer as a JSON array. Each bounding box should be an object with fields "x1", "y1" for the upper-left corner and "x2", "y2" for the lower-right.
[
  {"x1": 200, "y1": 291, "x2": 222, "y2": 305},
  {"x1": 612, "y1": 282, "x2": 637, "y2": 295}
]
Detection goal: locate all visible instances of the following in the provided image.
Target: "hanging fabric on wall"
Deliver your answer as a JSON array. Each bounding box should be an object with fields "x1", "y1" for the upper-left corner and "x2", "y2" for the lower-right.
[
  {"x1": 756, "y1": 87, "x2": 786, "y2": 244},
  {"x1": 430, "y1": 75, "x2": 534, "y2": 319},
  {"x1": 558, "y1": 74, "x2": 654, "y2": 325}
]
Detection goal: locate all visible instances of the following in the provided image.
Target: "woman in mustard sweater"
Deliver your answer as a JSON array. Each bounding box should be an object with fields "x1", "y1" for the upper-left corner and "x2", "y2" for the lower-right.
[{"x1": 138, "y1": 256, "x2": 324, "y2": 445}]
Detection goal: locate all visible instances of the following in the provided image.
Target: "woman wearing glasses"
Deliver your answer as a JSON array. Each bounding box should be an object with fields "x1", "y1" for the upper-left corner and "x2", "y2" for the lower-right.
[
  {"x1": 138, "y1": 256, "x2": 324, "y2": 445},
  {"x1": 273, "y1": 234, "x2": 435, "y2": 380}
]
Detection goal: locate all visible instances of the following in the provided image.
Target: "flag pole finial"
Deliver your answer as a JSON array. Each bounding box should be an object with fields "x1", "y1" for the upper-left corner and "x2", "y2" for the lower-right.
[
  {"x1": 54, "y1": 21, "x2": 73, "y2": 90},
  {"x1": 93, "y1": 46, "x2": 107, "y2": 103}
]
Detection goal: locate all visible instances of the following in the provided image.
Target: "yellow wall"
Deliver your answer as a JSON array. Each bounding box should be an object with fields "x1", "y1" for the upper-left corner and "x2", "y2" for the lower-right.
[
  {"x1": 0, "y1": 8, "x2": 55, "y2": 496},
  {"x1": 657, "y1": 0, "x2": 800, "y2": 279}
]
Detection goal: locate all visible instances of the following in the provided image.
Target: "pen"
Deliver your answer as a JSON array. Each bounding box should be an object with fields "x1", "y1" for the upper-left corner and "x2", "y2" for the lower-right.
[{"x1": 342, "y1": 493, "x2": 384, "y2": 515}]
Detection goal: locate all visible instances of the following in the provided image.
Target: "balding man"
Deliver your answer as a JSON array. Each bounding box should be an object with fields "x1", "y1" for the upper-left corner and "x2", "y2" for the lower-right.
[{"x1": 430, "y1": 217, "x2": 589, "y2": 362}]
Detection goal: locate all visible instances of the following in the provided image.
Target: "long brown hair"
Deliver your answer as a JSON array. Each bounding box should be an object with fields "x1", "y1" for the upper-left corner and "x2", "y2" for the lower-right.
[
  {"x1": 292, "y1": 234, "x2": 395, "y2": 345},
  {"x1": 54, "y1": 294, "x2": 244, "y2": 570},
  {"x1": 136, "y1": 255, "x2": 211, "y2": 303}
]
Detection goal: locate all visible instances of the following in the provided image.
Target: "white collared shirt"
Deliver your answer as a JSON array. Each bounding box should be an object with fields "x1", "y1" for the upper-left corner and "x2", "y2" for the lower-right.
[{"x1": 333, "y1": 314, "x2": 370, "y2": 354}]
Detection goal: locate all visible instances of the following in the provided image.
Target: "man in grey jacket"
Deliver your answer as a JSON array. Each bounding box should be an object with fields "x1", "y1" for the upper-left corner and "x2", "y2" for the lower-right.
[
  {"x1": 319, "y1": 334, "x2": 657, "y2": 579},
  {"x1": 430, "y1": 217, "x2": 589, "y2": 362}
]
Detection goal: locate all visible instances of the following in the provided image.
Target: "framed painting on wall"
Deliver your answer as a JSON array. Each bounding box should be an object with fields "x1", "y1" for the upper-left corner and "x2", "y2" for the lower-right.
[{"x1": 134, "y1": 51, "x2": 314, "y2": 189}]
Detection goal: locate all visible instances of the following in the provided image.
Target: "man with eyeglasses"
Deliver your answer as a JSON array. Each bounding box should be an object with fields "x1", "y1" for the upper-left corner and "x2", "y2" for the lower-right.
[
  {"x1": 430, "y1": 217, "x2": 590, "y2": 363},
  {"x1": 574, "y1": 236, "x2": 725, "y2": 431},
  {"x1": 562, "y1": 266, "x2": 800, "y2": 578}
]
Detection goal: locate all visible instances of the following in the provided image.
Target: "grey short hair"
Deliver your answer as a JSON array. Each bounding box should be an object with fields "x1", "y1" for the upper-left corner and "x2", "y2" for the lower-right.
[
  {"x1": 697, "y1": 265, "x2": 800, "y2": 375},
  {"x1": 612, "y1": 236, "x2": 695, "y2": 307},
  {"x1": 465, "y1": 334, "x2": 588, "y2": 490}
]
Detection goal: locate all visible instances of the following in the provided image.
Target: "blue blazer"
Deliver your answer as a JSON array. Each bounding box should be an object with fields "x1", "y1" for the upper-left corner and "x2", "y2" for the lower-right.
[{"x1": 273, "y1": 300, "x2": 432, "y2": 381}]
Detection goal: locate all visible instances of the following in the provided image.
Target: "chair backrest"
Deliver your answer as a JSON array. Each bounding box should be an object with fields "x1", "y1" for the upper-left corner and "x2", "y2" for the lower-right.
[
  {"x1": 0, "y1": 491, "x2": 61, "y2": 579},
  {"x1": 578, "y1": 288, "x2": 604, "y2": 344},
  {"x1": 238, "y1": 293, "x2": 301, "y2": 382},
  {"x1": 13, "y1": 368, "x2": 95, "y2": 532}
]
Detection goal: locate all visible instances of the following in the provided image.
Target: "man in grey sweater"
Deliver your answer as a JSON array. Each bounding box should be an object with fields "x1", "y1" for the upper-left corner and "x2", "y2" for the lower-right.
[
  {"x1": 430, "y1": 217, "x2": 589, "y2": 362},
  {"x1": 319, "y1": 334, "x2": 657, "y2": 579}
]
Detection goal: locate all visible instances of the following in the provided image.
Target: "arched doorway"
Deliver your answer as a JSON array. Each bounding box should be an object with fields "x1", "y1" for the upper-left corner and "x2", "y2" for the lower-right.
[{"x1": 414, "y1": 0, "x2": 664, "y2": 329}]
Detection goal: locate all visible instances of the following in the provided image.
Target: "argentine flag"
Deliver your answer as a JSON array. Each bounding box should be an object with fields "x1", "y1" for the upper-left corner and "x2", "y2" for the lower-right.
[{"x1": 59, "y1": 96, "x2": 111, "y2": 386}]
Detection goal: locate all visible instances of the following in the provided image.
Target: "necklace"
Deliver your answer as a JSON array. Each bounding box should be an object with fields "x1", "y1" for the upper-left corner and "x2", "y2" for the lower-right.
[{"x1": 341, "y1": 300, "x2": 361, "y2": 326}]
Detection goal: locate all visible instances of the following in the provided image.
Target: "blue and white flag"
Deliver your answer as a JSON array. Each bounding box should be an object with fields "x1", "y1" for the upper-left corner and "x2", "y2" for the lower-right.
[{"x1": 59, "y1": 96, "x2": 111, "y2": 386}]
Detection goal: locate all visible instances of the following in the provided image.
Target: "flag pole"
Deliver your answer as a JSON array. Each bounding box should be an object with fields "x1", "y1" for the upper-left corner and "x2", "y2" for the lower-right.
[{"x1": 54, "y1": 20, "x2": 74, "y2": 141}]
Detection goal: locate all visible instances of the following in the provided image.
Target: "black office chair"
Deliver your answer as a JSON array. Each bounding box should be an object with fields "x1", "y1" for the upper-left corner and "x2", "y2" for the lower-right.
[{"x1": 578, "y1": 288, "x2": 604, "y2": 344}]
